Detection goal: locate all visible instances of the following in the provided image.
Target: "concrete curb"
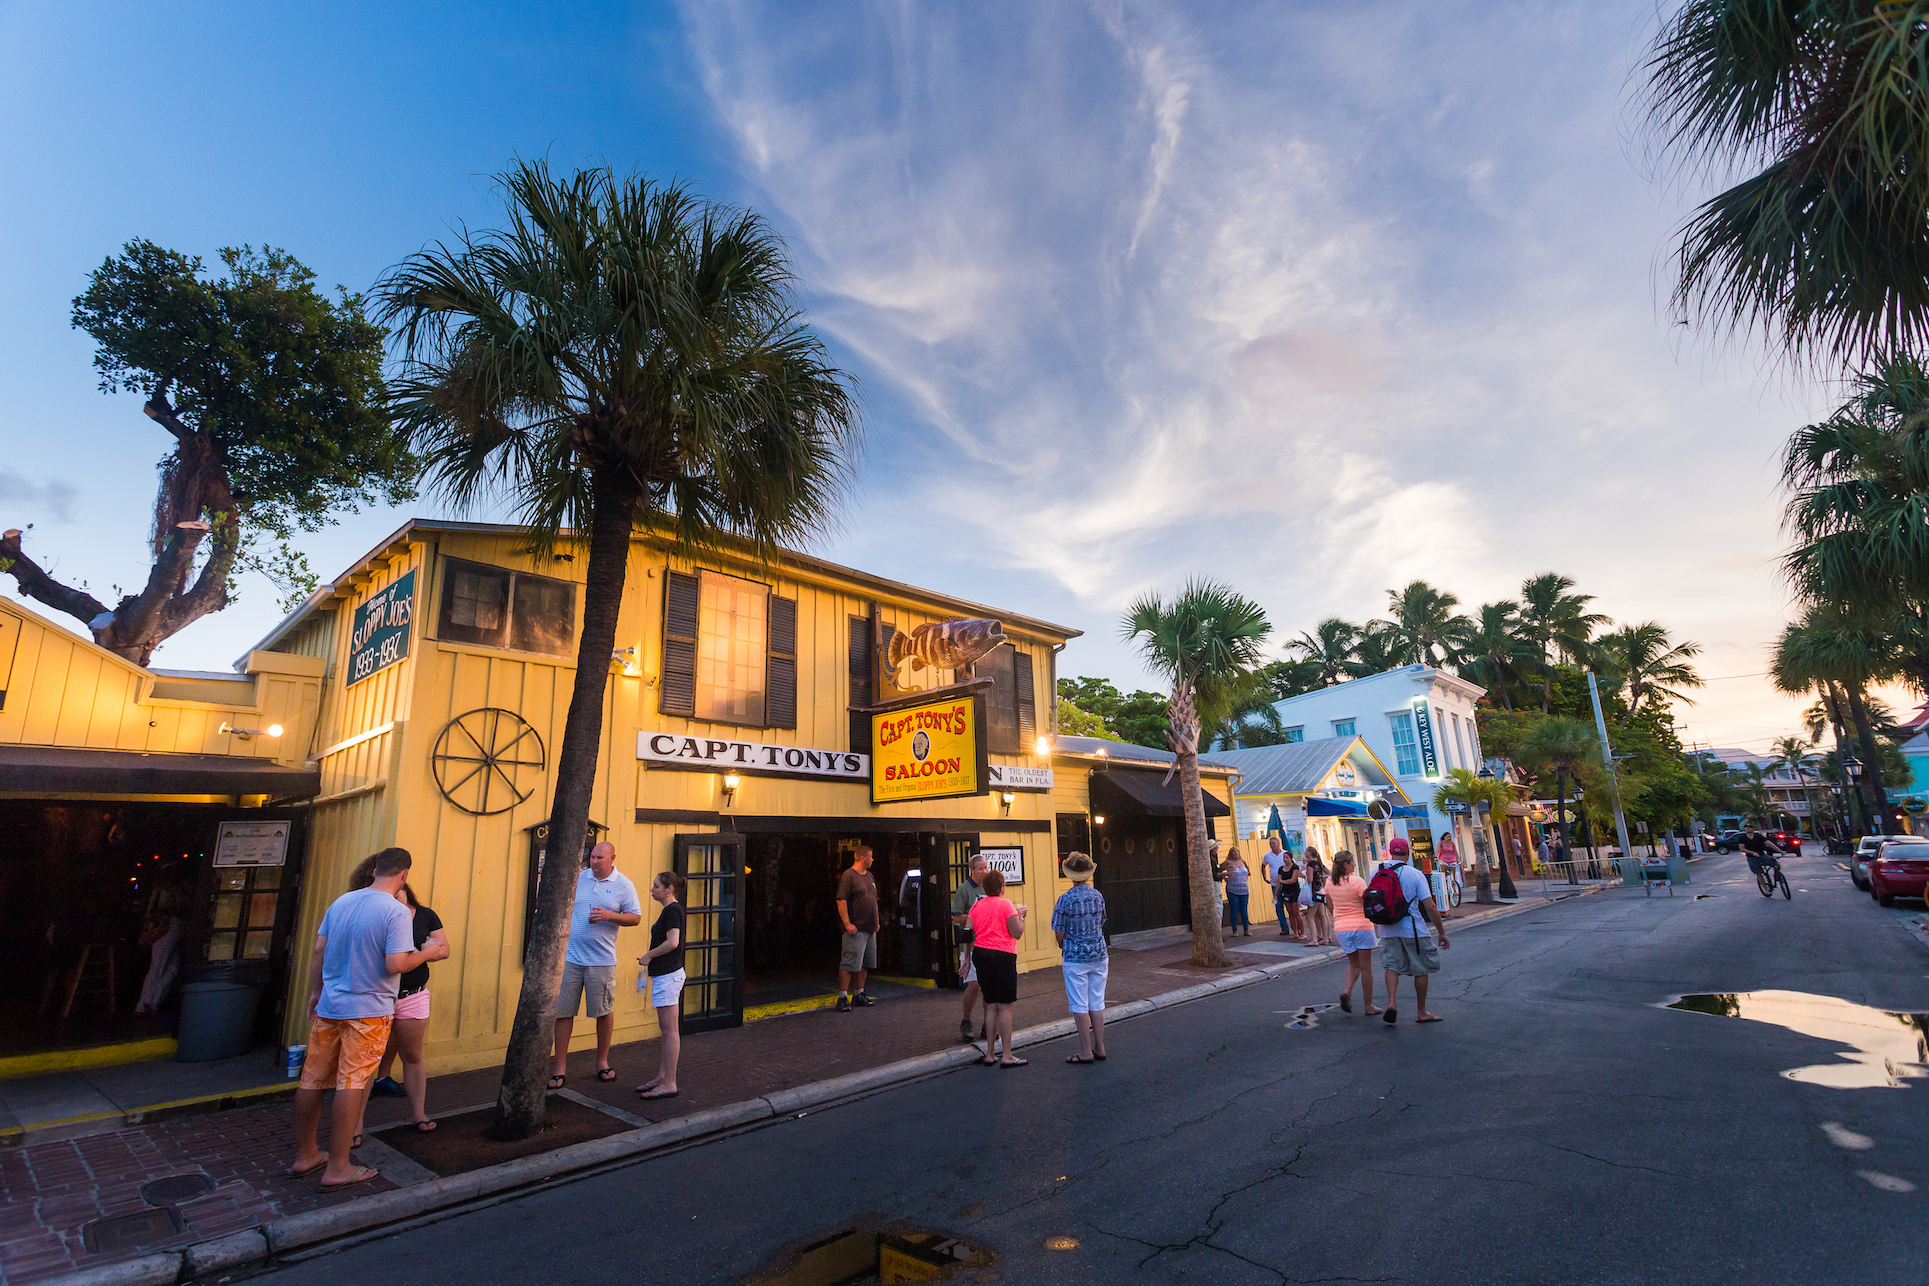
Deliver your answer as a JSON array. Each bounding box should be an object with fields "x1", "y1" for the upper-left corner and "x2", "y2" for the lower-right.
[{"x1": 39, "y1": 892, "x2": 1575, "y2": 1285}]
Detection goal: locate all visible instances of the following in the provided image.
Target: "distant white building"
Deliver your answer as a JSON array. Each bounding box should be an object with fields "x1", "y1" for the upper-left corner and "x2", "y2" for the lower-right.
[
  {"x1": 1697, "y1": 747, "x2": 1825, "y2": 833},
  {"x1": 1256, "y1": 664, "x2": 1490, "y2": 862}
]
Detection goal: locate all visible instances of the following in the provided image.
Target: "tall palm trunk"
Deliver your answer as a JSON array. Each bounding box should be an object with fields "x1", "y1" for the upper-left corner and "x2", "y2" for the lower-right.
[
  {"x1": 1844, "y1": 684, "x2": 1891, "y2": 835},
  {"x1": 1554, "y1": 768, "x2": 1571, "y2": 864},
  {"x1": 494, "y1": 465, "x2": 639, "y2": 1139},
  {"x1": 1169, "y1": 681, "x2": 1229, "y2": 969},
  {"x1": 1822, "y1": 684, "x2": 1859, "y2": 833}
]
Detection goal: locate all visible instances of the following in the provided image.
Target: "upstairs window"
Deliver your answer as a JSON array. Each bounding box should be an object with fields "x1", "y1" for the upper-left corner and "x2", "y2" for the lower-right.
[
  {"x1": 1388, "y1": 712, "x2": 1421, "y2": 776},
  {"x1": 1332, "y1": 718, "x2": 1356, "y2": 738},
  {"x1": 438, "y1": 558, "x2": 576, "y2": 657},
  {"x1": 658, "y1": 569, "x2": 795, "y2": 729},
  {"x1": 1284, "y1": 726, "x2": 1304, "y2": 743}
]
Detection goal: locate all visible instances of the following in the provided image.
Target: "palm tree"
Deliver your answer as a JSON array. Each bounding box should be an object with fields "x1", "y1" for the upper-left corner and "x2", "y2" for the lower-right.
[
  {"x1": 379, "y1": 162, "x2": 859, "y2": 1139},
  {"x1": 1771, "y1": 609, "x2": 1899, "y2": 838},
  {"x1": 1352, "y1": 619, "x2": 1416, "y2": 675},
  {"x1": 1431, "y1": 768, "x2": 1511, "y2": 905},
  {"x1": 1518, "y1": 573, "x2": 1609, "y2": 713},
  {"x1": 1782, "y1": 355, "x2": 1929, "y2": 691},
  {"x1": 1460, "y1": 601, "x2": 1532, "y2": 710},
  {"x1": 1123, "y1": 579, "x2": 1271, "y2": 968},
  {"x1": 1642, "y1": 3, "x2": 1929, "y2": 368},
  {"x1": 1288, "y1": 618, "x2": 1361, "y2": 686},
  {"x1": 1739, "y1": 762, "x2": 1776, "y2": 829},
  {"x1": 1204, "y1": 671, "x2": 1289, "y2": 750},
  {"x1": 1385, "y1": 580, "x2": 1476, "y2": 668},
  {"x1": 1771, "y1": 735, "x2": 1821, "y2": 837},
  {"x1": 1514, "y1": 716, "x2": 1598, "y2": 866},
  {"x1": 1595, "y1": 622, "x2": 1706, "y2": 715}
]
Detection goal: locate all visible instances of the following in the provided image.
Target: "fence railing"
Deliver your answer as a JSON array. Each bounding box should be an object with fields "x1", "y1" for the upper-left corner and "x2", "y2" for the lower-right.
[{"x1": 1531, "y1": 857, "x2": 1625, "y2": 895}]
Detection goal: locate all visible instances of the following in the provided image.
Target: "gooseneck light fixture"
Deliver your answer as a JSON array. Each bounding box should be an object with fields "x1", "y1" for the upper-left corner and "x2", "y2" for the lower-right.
[
  {"x1": 218, "y1": 722, "x2": 282, "y2": 740},
  {"x1": 721, "y1": 773, "x2": 740, "y2": 806}
]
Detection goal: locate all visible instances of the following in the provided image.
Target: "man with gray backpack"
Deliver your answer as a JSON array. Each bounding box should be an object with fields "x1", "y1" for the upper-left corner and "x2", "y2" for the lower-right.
[{"x1": 1362, "y1": 837, "x2": 1450, "y2": 1024}]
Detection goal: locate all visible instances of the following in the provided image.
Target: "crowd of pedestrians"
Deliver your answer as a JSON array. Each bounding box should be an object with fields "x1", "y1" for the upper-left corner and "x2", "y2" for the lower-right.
[{"x1": 289, "y1": 827, "x2": 1453, "y2": 1177}]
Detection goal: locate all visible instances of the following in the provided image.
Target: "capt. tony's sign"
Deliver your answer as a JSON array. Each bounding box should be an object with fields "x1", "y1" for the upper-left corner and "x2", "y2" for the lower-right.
[
  {"x1": 871, "y1": 694, "x2": 990, "y2": 805},
  {"x1": 638, "y1": 732, "x2": 867, "y2": 782}
]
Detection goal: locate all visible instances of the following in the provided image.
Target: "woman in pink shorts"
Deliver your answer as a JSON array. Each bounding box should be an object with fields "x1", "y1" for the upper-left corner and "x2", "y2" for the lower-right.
[{"x1": 358, "y1": 864, "x2": 448, "y2": 1135}]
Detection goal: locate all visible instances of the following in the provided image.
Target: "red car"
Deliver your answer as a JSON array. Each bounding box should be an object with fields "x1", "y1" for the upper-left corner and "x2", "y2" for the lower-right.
[{"x1": 1870, "y1": 841, "x2": 1929, "y2": 907}]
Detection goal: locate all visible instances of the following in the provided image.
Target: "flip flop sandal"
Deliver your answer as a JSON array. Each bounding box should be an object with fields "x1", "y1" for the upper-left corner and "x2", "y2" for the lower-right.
[
  {"x1": 289, "y1": 1159, "x2": 327, "y2": 1179},
  {"x1": 320, "y1": 1166, "x2": 380, "y2": 1192},
  {"x1": 547, "y1": 1075, "x2": 566, "y2": 1090},
  {"x1": 1000, "y1": 1058, "x2": 1029, "y2": 1068},
  {"x1": 1416, "y1": 1015, "x2": 1445, "y2": 1023},
  {"x1": 1065, "y1": 1055, "x2": 1096, "y2": 1065},
  {"x1": 1382, "y1": 1008, "x2": 1398, "y2": 1024},
  {"x1": 979, "y1": 1056, "x2": 999, "y2": 1066},
  {"x1": 638, "y1": 1088, "x2": 679, "y2": 1100},
  {"x1": 597, "y1": 1067, "x2": 618, "y2": 1082},
  {"x1": 1339, "y1": 994, "x2": 1353, "y2": 1013},
  {"x1": 1093, "y1": 1052, "x2": 1107, "y2": 1061},
  {"x1": 413, "y1": 1120, "x2": 438, "y2": 1132}
]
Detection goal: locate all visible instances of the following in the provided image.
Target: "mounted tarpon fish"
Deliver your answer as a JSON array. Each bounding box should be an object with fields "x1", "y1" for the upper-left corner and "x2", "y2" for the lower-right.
[{"x1": 889, "y1": 618, "x2": 1008, "y2": 675}]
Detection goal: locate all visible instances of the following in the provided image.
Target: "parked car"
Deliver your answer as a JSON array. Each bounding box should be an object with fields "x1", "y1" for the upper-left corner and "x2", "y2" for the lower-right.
[
  {"x1": 1767, "y1": 831, "x2": 1803, "y2": 853},
  {"x1": 1711, "y1": 831, "x2": 1747, "y2": 854},
  {"x1": 1852, "y1": 834, "x2": 1929, "y2": 889},
  {"x1": 1870, "y1": 841, "x2": 1929, "y2": 907}
]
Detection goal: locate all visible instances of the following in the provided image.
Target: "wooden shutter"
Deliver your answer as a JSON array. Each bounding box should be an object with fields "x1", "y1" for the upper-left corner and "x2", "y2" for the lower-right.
[
  {"x1": 660, "y1": 571, "x2": 699, "y2": 717},
  {"x1": 877, "y1": 623, "x2": 896, "y2": 697},
  {"x1": 1014, "y1": 650, "x2": 1036, "y2": 748},
  {"x1": 766, "y1": 595, "x2": 797, "y2": 729},
  {"x1": 848, "y1": 615, "x2": 872, "y2": 753}
]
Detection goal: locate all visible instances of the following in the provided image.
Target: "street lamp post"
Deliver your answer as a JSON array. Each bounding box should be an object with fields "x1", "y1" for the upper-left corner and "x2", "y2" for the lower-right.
[
  {"x1": 1476, "y1": 764, "x2": 1519, "y2": 899},
  {"x1": 1843, "y1": 749, "x2": 1873, "y2": 836}
]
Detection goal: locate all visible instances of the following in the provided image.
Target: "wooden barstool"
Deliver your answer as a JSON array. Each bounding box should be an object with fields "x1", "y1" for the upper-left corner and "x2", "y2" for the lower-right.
[{"x1": 57, "y1": 944, "x2": 117, "y2": 1018}]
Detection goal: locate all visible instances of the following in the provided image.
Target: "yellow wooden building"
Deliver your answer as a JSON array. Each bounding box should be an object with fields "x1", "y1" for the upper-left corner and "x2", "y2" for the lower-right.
[{"x1": 1, "y1": 518, "x2": 1250, "y2": 1078}]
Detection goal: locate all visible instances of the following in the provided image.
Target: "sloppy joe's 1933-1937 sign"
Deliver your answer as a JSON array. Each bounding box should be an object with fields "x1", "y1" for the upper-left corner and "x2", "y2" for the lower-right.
[
  {"x1": 348, "y1": 570, "x2": 416, "y2": 686},
  {"x1": 871, "y1": 694, "x2": 990, "y2": 805}
]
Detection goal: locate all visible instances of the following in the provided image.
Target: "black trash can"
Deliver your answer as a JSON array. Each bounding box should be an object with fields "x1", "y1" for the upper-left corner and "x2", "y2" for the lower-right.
[{"x1": 175, "y1": 963, "x2": 265, "y2": 1062}]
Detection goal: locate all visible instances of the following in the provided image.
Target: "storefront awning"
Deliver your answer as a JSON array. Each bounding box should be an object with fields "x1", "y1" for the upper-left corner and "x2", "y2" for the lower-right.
[
  {"x1": 1306, "y1": 796, "x2": 1368, "y2": 817},
  {"x1": 1090, "y1": 767, "x2": 1232, "y2": 819},
  {"x1": 0, "y1": 745, "x2": 321, "y2": 797}
]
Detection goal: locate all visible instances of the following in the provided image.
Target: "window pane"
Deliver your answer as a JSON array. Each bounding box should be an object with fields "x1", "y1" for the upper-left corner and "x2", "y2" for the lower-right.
[
  {"x1": 1285, "y1": 727, "x2": 1303, "y2": 743},
  {"x1": 212, "y1": 893, "x2": 243, "y2": 929},
  {"x1": 1333, "y1": 719, "x2": 1355, "y2": 737},
  {"x1": 982, "y1": 644, "x2": 1019, "y2": 753},
  {"x1": 1388, "y1": 713, "x2": 1421, "y2": 776},
  {"x1": 251, "y1": 867, "x2": 282, "y2": 890},
  {"x1": 695, "y1": 572, "x2": 768, "y2": 723},
  {"x1": 217, "y1": 870, "x2": 248, "y2": 892},
  {"x1": 440, "y1": 561, "x2": 511, "y2": 646},
  {"x1": 511, "y1": 574, "x2": 576, "y2": 655},
  {"x1": 206, "y1": 935, "x2": 236, "y2": 961},
  {"x1": 241, "y1": 931, "x2": 274, "y2": 959},
  {"x1": 247, "y1": 892, "x2": 279, "y2": 928}
]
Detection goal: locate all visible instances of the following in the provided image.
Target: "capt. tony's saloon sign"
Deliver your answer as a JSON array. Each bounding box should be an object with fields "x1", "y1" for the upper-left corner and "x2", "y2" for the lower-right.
[{"x1": 638, "y1": 732, "x2": 868, "y2": 782}]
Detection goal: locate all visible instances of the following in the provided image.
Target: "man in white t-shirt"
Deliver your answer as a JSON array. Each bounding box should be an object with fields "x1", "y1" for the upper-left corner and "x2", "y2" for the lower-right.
[
  {"x1": 550, "y1": 842, "x2": 642, "y2": 1088},
  {"x1": 1376, "y1": 837, "x2": 1450, "y2": 1024},
  {"x1": 1261, "y1": 836, "x2": 1290, "y2": 934}
]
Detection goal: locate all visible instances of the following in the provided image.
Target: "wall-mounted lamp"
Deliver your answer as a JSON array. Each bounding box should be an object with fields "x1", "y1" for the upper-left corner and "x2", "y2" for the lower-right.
[
  {"x1": 612, "y1": 646, "x2": 643, "y2": 677},
  {"x1": 218, "y1": 721, "x2": 282, "y2": 740},
  {"x1": 1034, "y1": 736, "x2": 1053, "y2": 756},
  {"x1": 1092, "y1": 814, "x2": 1105, "y2": 826},
  {"x1": 722, "y1": 773, "x2": 740, "y2": 806},
  {"x1": 1000, "y1": 791, "x2": 1015, "y2": 815}
]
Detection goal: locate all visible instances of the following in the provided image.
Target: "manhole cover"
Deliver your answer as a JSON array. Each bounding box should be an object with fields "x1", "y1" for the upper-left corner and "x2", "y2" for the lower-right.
[
  {"x1": 140, "y1": 1174, "x2": 216, "y2": 1206},
  {"x1": 83, "y1": 1208, "x2": 182, "y2": 1254}
]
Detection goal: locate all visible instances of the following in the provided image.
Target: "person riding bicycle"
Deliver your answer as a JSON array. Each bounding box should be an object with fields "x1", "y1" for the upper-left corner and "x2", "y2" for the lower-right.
[{"x1": 1741, "y1": 830, "x2": 1778, "y2": 876}]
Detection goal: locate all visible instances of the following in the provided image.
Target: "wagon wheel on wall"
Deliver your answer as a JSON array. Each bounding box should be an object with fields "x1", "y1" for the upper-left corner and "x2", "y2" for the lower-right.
[{"x1": 432, "y1": 708, "x2": 546, "y2": 816}]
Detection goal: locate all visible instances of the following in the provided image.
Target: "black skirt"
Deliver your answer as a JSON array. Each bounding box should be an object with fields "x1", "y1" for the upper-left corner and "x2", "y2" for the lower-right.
[{"x1": 974, "y1": 948, "x2": 1018, "y2": 1004}]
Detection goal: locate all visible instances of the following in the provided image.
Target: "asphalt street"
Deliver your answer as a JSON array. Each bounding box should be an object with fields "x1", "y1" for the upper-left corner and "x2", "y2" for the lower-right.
[{"x1": 263, "y1": 850, "x2": 1929, "y2": 1285}]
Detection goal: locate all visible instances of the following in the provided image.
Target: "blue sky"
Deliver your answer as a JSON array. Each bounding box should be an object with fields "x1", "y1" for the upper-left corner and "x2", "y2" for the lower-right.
[{"x1": 0, "y1": 1, "x2": 1877, "y2": 752}]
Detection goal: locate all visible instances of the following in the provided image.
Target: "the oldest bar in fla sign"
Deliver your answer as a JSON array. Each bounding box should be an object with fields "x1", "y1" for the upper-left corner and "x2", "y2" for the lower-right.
[
  {"x1": 871, "y1": 694, "x2": 990, "y2": 806},
  {"x1": 347, "y1": 570, "x2": 416, "y2": 686}
]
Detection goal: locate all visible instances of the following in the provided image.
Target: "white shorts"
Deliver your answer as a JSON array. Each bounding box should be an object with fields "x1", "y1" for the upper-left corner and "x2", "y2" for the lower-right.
[
  {"x1": 647, "y1": 968, "x2": 685, "y2": 1009},
  {"x1": 1062, "y1": 958, "x2": 1108, "y2": 1014}
]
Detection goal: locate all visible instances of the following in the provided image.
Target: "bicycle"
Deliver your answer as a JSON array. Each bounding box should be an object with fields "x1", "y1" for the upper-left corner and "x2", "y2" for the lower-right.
[
  {"x1": 1443, "y1": 865, "x2": 1463, "y2": 909},
  {"x1": 1755, "y1": 858, "x2": 1791, "y2": 900}
]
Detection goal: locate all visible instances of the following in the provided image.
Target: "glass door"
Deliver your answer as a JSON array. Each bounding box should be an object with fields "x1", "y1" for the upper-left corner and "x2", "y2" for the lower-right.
[{"x1": 673, "y1": 833, "x2": 746, "y2": 1032}]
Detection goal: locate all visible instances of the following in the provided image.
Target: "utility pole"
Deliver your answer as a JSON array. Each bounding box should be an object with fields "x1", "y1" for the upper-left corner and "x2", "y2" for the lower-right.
[{"x1": 1585, "y1": 671, "x2": 1636, "y2": 867}]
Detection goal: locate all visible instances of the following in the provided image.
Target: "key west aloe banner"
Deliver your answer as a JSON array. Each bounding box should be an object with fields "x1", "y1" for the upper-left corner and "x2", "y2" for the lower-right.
[{"x1": 871, "y1": 694, "x2": 990, "y2": 805}]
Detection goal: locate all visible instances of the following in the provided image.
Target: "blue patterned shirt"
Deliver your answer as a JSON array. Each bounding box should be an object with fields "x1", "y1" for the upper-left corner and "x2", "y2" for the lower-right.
[{"x1": 1051, "y1": 884, "x2": 1108, "y2": 963}]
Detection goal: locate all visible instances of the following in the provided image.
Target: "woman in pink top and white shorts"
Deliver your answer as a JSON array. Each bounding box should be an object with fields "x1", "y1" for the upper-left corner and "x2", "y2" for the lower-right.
[{"x1": 1326, "y1": 853, "x2": 1381, "y2": 1016}]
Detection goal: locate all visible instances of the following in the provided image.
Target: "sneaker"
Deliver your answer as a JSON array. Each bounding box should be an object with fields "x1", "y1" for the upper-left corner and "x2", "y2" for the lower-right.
[
  {"x1": 369, "y1": 1076, "x2": 406, "y2": 1098},
  {"x1": 836, "y1": 995, "x2": 852, "y2": 1012},
  {"x1": 959, "y1": 1019, "x2": 975, "y2": 1041},
  {"x1": 852, "y1": 992, "x2": 876, "y2": 1007}
]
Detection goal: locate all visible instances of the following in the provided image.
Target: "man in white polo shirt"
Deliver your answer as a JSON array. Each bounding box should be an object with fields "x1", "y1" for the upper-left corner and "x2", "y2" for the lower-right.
[{"x1": 550, "y1": 842, "x2": 642, "y2": 1087}]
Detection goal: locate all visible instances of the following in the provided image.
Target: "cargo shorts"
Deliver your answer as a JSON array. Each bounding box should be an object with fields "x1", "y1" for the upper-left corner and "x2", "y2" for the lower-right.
[
  {"x1": 839, "y1": 930, "x2": 878, "y2": 972},
  {"x1": 1380, "y1": 932, "x2": 1441, "y2": 977},
  {"x1": 555, "y1": 961, "x2": 617, "y2": 1018}
]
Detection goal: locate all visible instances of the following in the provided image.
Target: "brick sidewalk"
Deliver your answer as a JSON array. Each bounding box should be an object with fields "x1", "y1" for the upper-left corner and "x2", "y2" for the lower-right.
[{"x1": 0, "y1": 899, "x2": 1555, "y2": 1285}]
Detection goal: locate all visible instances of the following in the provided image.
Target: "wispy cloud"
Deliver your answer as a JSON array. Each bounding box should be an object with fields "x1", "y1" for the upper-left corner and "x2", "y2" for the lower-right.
[
  {"x1": 674, "y1": 0, "x2": 1833, "y2": 748},
  {"x1": 0, "y1": 470, "x2": 79, "y2": 524}
]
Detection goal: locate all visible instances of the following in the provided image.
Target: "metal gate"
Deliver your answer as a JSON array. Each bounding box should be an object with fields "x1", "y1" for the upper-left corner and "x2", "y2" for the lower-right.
[
  {"x1": 672, "y1": 833, "x2": 746, "y2": 1032},
  {"x1": 1094, "y1": 818, "x2": 1189, "y2": 934}
]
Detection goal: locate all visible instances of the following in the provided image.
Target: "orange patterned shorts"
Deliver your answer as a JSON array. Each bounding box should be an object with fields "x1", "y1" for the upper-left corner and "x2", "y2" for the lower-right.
[{"x1": 299, "y1": 1014, "x2": 392, "y2": 1090}]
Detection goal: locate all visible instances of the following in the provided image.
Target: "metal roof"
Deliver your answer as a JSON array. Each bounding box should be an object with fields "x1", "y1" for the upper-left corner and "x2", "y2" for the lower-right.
[
  {"x1": 1206, "y1": 736, "x2": 1404, "y2": 798},
  {"x1": 1053, "y1": 735, "x2": 1238, "y2": 774}
]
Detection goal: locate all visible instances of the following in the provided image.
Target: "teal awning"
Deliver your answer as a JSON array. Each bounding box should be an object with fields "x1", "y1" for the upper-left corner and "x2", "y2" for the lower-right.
[{"x1": 1306, "y1": 796, "x2": 1368, "y2": 817}]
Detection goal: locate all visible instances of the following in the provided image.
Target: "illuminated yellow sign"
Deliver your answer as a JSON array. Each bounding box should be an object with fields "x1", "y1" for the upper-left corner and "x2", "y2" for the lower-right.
[{"x1": 871, "y1": 695, "x2": 989, "y2": 805}]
